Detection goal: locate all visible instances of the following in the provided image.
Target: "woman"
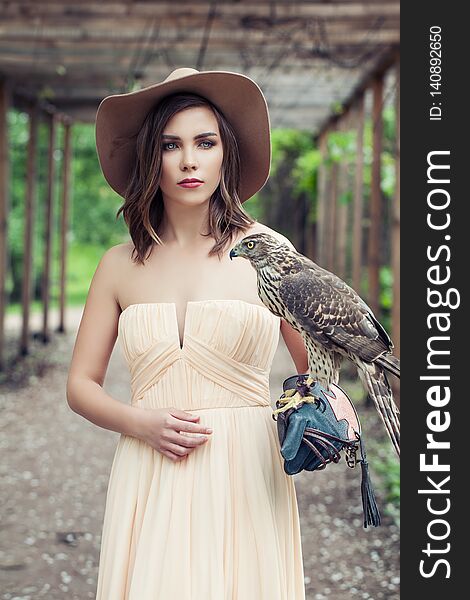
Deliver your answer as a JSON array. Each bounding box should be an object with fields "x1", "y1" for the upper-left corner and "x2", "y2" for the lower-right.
[{"x1": 66, "y1": 67, "x2": 309, "y2": 599}]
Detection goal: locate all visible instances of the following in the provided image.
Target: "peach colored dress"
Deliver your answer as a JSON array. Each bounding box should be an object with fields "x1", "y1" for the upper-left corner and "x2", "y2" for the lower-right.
[{"x1": 95, "y1": 300, "x2": 305, "y2": 599}]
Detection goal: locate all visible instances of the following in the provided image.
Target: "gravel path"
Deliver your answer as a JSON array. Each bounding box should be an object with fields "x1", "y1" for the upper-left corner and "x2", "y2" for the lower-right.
[{"x1": 0, "y1": 307, "x2": 399, "y2": 599}]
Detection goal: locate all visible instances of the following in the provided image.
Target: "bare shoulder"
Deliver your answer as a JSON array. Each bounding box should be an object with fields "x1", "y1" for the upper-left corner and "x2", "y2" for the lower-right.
[
  {"x1": 246, "y1": 222, "x2": 296, "y2": 250},
  {"x1": 94, "y1": 242, "x2": 134, "y2": 293},
  {"x1": 109, "y1": 240, "x2": 134, "y2": 257},
  {"x1": 102, "y1": 241, "x2": 136, "y2": 267}
]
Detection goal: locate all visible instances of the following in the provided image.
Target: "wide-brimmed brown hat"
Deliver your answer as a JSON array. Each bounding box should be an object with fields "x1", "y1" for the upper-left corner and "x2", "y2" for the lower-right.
[{"x1": 95, "y1": 67, "x2": 271, "y2": 202}]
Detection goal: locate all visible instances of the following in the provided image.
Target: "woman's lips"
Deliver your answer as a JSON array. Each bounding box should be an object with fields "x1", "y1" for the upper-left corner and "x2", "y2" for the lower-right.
[{"x1": 178, "y1": 181, "x2": 204, "y2": 188}]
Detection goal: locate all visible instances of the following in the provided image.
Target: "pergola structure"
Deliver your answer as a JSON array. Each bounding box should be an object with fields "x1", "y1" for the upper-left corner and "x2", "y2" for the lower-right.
[{"x1": 0, "y1": 1, "x2": 400, "y2": 370}]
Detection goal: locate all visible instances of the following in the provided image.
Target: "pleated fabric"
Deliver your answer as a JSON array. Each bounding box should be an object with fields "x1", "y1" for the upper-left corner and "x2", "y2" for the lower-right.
[{"x1": 95, "y1": 300, "x2": 305, "y2": 600}]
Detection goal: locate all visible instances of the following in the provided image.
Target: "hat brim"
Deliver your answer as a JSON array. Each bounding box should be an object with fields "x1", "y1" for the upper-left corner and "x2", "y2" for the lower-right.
[{"x1": 95, "y1": 71, "x2": 271, "y2": 202}]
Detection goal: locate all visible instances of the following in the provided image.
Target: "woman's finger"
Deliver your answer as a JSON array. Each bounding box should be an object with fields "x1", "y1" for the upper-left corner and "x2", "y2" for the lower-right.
[
  {"x1": 161, "y1": 449, "x2": 186, "y2": 462},
  {"x1": 169, "y1": 408, "x2": 200, "y2": 422},
  {"x1": 164, "y1": 442, "x2": 192, "y2": 457},
  {"x1": 168, "y1": 431, "x2": 209, "y2": 447}
]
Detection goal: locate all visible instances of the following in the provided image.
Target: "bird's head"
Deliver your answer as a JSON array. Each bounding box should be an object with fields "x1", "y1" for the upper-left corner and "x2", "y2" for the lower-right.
[{"x1": 229, "y1": 233, "x2": 290, "y2": 268}]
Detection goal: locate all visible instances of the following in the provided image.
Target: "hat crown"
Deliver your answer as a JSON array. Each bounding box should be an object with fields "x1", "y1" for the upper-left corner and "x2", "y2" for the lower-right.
[{"x1": 164, "y1": 67, "x2": 200, "y2": 83}]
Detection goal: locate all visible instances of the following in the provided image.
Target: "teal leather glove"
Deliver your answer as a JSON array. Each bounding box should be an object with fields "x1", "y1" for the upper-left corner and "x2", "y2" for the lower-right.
[
  {"x1": 275, "y1": 374, "x2": 352, "y2": 475},
  {"x1": 273, "y1": 374, "x2": 381, "y2": 528}
]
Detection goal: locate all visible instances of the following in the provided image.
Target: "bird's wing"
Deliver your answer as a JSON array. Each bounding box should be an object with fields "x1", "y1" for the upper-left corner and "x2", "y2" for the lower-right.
[
  {"x1": 278, "y1": 268, "x2": 391, "y2": 363},
  {"x1": 358, "y1": 361, "x2": 400, "y2": 457}
]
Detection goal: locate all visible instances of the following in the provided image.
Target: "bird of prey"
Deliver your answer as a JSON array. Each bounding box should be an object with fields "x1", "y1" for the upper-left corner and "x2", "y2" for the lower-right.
[{"x1": 229, "y1": 233, "x2": 400, "y2": 457}]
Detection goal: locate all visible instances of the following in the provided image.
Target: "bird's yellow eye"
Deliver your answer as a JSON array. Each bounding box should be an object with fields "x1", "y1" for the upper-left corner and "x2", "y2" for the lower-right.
[{"x1": 246, "y1": 241, "x2": 255, "y2": 249}]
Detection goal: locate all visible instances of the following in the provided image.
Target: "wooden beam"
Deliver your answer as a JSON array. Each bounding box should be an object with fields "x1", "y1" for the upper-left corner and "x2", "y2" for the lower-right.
[
  {"x1": 41, "y1": 113, "x2": 56, "y2": 344},
  {"x1": 0, "y1": 2, "x2": 401, "y2": 21},
  {"x1": 368, "y1": 73, "x2": 384, "y2": 317},
  {"x1": 0, "y1": 28, "x2": 399, "y2": 45},
  {"x1": 0, "y1": 79, "x2": 10, "y2": 371},
  {"x1": 315, "y1": 45, "x2": 399, "y2": 141},
  {"x1": 0, "y1": 21, "x2": 400, "y2": 48},
  {"x1": 352, "y1": 93, "x2": 365, "y2": 293},
  {"x1": 58, "y1": 120, "x2": 72, "y2": 333},
  {"x1": 20, "y1": 103, "x2": 38, "y2": 356}
]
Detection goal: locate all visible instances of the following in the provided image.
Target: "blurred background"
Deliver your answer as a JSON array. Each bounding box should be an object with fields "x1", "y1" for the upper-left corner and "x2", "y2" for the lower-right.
[{"x1": 0, "y1": 2, "x2": 400, "y2": 599}]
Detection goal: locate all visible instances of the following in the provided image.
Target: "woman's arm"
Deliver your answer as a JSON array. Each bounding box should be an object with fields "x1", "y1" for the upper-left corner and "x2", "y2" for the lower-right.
[
  {"x1": 66, "y1": 246, "x2": 143, "y2": 437},
  {"x1": 280, "y1": 319, "x2": 309, "y2": 374}
]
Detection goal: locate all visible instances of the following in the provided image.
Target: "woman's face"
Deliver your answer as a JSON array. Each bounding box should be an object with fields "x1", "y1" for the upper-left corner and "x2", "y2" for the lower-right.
[{"x1": 159, "y1": 105, "x2": 224, "y2": 207}]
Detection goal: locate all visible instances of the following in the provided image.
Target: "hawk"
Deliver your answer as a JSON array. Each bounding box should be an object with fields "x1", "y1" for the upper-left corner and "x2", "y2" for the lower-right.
[{"x1": 229, "y1": 233, "x2": 400, "y2": 457}]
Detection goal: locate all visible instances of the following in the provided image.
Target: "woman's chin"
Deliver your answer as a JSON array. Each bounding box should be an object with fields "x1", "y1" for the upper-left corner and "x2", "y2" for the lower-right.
[{"x1": 163, "y1": 190, "x2": 215, "y2": 207}]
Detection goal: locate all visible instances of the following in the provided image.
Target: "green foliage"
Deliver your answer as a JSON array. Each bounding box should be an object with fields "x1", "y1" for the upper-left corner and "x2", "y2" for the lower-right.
[
  {"x1": 382, "y1": 105, "x2": 397, "y2": 152},
  {"x1": 243, "y1": 193, "x2": 264, "y2": 221},
  {"x1": 63, "y1": 242, "x2": 106, "y2": 307},
  {"x1": 379, "y1": 266, "x2": 393, "y2": 333},
  {"x1": 370, "y1": 444, "x2": 400, "y2": 526},
  {"x1": 266, "y1": 129, "x2": 320, "y2": 227},
  {"x1": 6, "y1": 112, "x2": 129, "y2": 307},
  {"x1": 381, "y1": 151, "x2": 396, "y2": 199},
  {"x1": 270, "y1": 130, "x2": 319, "y2": 192},
  {"x1": 326, "y1": 129, "x2": 357, "y2": 164},
  {"x1": 71, "y1": 123, "x2": 128, "y2": 245},
  {"x1": 380, "y1": 266, "x2": 393, "y2": 310},
  {"x1": 270, "y1": 129, "x2": 315, "y2": 179},
  {"x1": 292, "y1": 148, "x2": 322, "y2": 198}
]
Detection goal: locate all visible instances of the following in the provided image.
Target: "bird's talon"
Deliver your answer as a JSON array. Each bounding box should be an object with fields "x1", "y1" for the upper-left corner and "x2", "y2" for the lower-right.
[
  {"x1": 273, "y1": 390, "x2": 306, "y2": 414},
  {"x1": 303, "y1": 394, "x2": 327, "y2": 412}
]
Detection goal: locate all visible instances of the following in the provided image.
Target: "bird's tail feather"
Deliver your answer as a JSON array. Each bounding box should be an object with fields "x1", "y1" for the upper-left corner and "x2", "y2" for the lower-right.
[
  {"x1": 359, "y1": 364, "x2": 400, "y2": 457},
  {"x1": 376, "y1": 353, "x2": 400, "y2": 379}
]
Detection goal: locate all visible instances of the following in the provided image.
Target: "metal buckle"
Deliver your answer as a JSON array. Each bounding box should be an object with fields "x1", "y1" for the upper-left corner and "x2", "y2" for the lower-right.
[{"x1": 344, "y1": 443, "x2": 358, "y2": 468}]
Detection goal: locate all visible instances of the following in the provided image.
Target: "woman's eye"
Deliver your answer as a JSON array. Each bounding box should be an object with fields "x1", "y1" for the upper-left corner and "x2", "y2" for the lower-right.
[{"x1": 163, "y1": 140, "x2": 214, "y2": 151}]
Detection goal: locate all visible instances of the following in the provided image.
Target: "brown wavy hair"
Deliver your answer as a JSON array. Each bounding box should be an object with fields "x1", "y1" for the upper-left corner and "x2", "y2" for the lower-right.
[{"x1": 116, "y1": 93, "x2": 256, "y2": 264}]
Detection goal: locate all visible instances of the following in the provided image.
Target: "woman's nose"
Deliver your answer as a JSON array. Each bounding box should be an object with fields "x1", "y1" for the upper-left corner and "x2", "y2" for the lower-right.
[{"x1": 180, "y1": 150, "x2": 198, "y2": 170}]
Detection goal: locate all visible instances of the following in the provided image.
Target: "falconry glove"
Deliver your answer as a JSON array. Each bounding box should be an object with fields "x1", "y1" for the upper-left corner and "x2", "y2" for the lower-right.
[{"x1": 273, "y1": 374, "x2": 381, "y2": 528}]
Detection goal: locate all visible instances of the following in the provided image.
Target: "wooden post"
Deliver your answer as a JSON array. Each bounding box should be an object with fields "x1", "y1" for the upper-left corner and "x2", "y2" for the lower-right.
[
  {"x1": 392, "y1": 62, "x2": 400, "y2": 358},
  {"x1": 41, "y1": 113, "x2": 56, "y2": 344},
  {"x1": 305, "y1": 194, "x2": 315, "y2": 261},
  {"x1": 336, "y1": 180, "x2": 347, "y2": 278},
  {"x1": 316, "y1": 130, "x2": 329, "y2": 266},
  {"x1": 335, "y1": 112, "x2": 350, "y2": 279},
  {"x1": 321, "y1": 125, "x2": 338, "y2": 271},
  {"x1": 368, "y1": 74, "x2": 384, "y2": 316},
  {"x1": 0, "y1": 79, "x2": 10, "y2": 370},
  {"x1": 20, "y1": 104, "x2": 38, "y2": 356},
  {"x1": 352, "y1": 94, "x2": 365, "y2": 294},
  {"x1": 326, "y1": 157, "x2": 338, "y2": 272},
  {"x1": 58, "y1": 120, "x2": 72, "y2": 333},
  {"x1": 293, "y1": 193, "x2": 303, "y2": 252}
]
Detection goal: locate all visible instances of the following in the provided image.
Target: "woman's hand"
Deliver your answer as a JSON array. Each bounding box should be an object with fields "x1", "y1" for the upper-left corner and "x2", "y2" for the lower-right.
[{"x1": 134, "y1": 407, "x2": 213, "y2": 462}]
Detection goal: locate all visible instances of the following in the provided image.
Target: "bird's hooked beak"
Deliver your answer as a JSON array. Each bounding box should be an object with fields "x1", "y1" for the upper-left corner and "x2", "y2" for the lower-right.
[{"x1": 229, "y1": 245, "x2": 240, "y2": 261}]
